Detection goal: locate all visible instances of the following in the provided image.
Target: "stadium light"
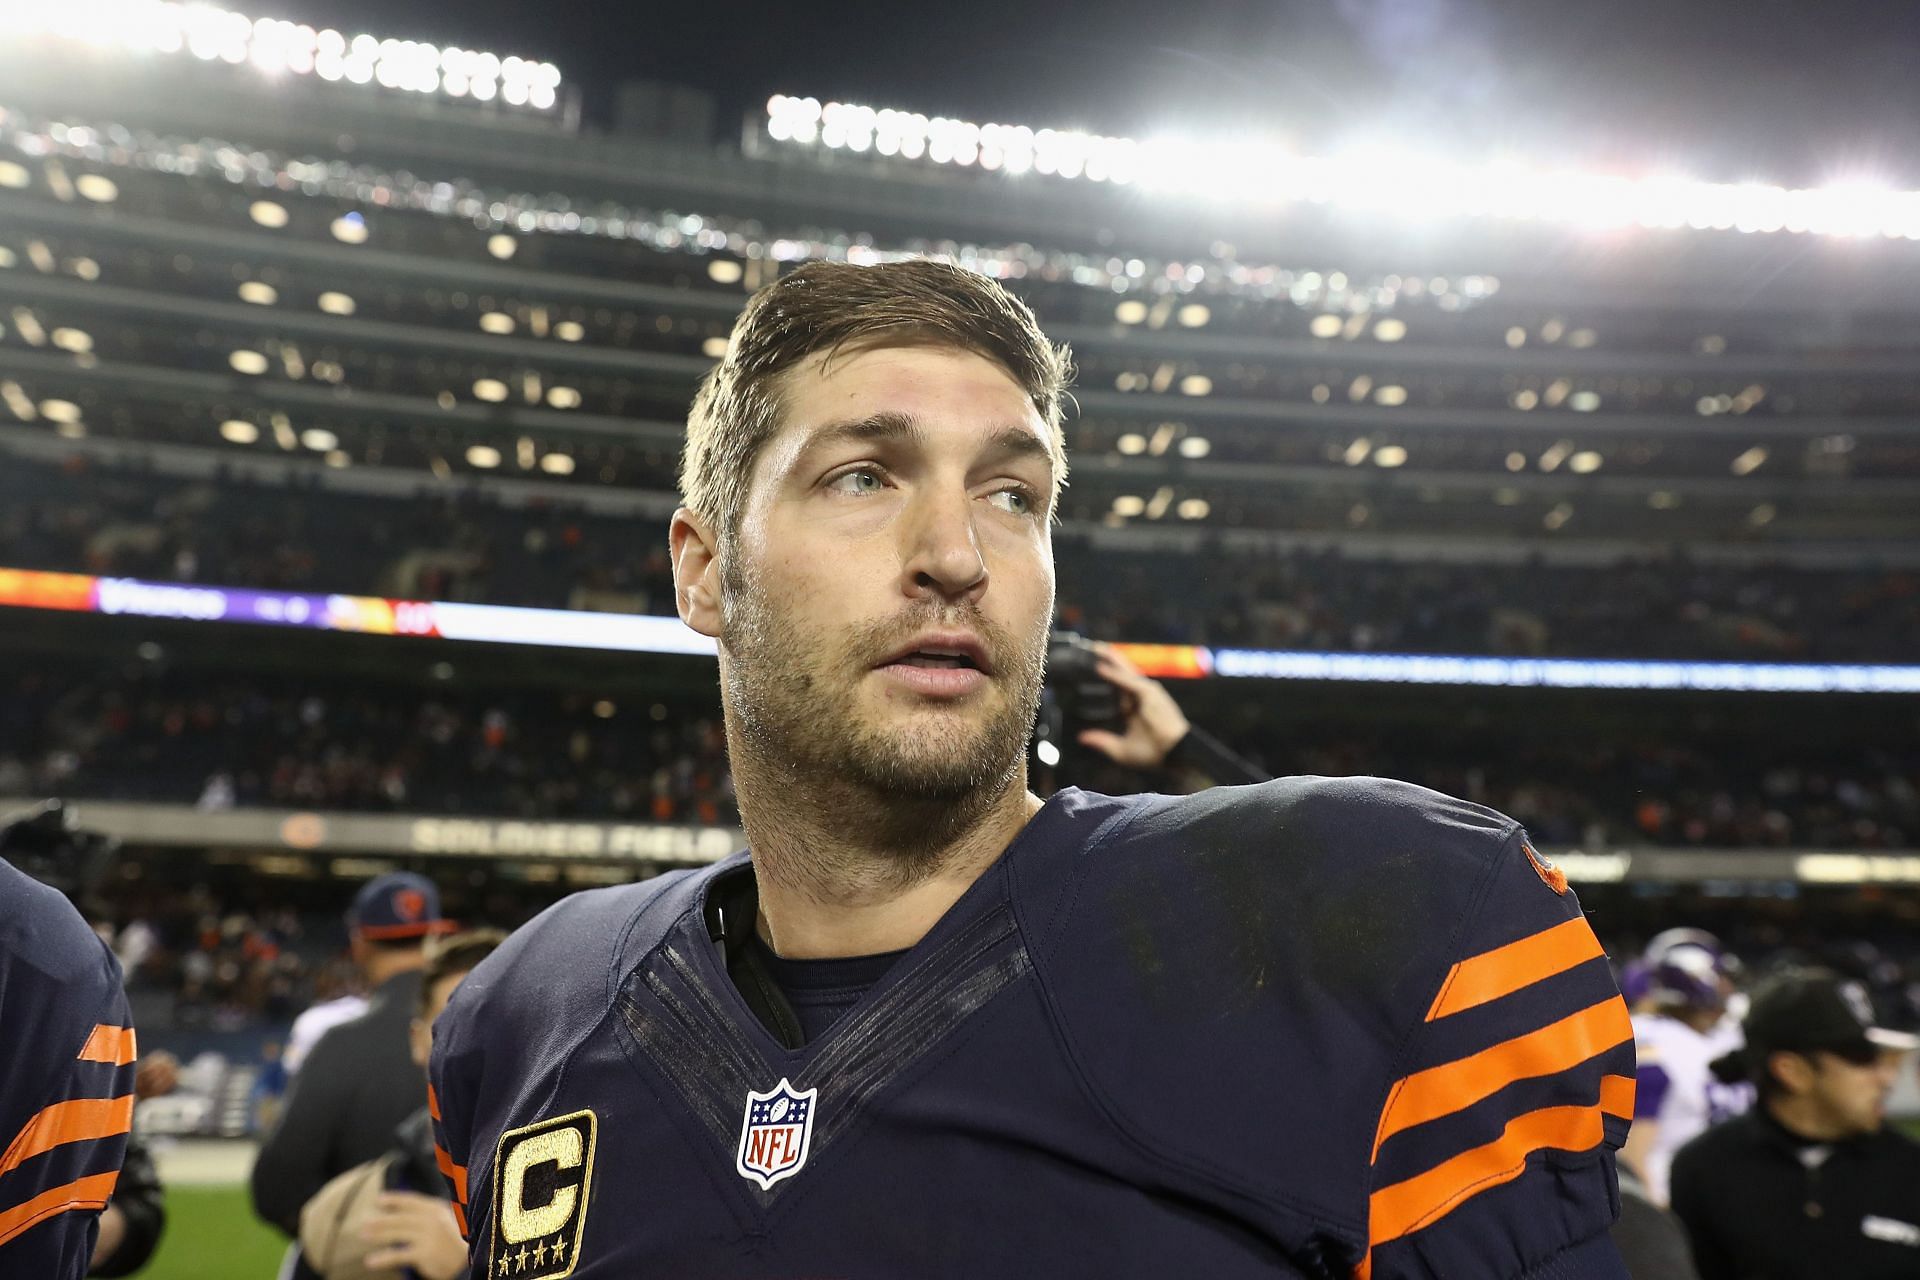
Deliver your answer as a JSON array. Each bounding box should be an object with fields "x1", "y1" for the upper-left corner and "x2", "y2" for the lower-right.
[
  {"x1": 3, "y1": 2, "x2": 562, "y2": 112},
  {"x1": 767, "y1": 94, "x2": 1920, "y2": 242},
  {"x1": 4, "y1": 113, "x2": 1500, "y2": 314}
]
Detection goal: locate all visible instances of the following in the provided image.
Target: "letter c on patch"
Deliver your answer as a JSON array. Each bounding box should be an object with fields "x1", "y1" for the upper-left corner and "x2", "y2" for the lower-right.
[{"x1": 501, "y1": 1126, "x2": 582, "y2": 1244}]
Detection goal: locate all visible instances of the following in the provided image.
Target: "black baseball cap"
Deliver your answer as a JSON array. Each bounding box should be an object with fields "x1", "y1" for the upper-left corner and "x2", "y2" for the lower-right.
[
  {"x1": 347, "y1": 872, "x2": 454, "y2": 941},
  {"x1": 1743, "y1": 968, "x2": 1920, "y2": 1061}
]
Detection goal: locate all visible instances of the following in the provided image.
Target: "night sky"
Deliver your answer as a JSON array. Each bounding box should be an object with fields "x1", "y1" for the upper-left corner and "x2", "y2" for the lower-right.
[{"x1": 273, "y1": 0, "x2": 1916, "y2": 185}]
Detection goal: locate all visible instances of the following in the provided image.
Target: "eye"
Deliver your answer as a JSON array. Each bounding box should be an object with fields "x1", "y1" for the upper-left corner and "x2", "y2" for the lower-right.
[
  {"x1": 987, "y1": 486, "x2": 1038, "y2": 516},
  {"x1": 826, "y1": 468, "x2": 886, "y2": 495}
]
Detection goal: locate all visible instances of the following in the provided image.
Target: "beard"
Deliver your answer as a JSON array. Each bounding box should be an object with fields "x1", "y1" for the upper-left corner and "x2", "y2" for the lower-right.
[{"x1": 716, "y1": 554, "x2": 1047, "y2": 866}]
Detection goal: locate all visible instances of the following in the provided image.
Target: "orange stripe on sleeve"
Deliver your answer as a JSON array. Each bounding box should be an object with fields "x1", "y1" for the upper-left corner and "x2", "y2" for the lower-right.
[
  {"x1": 1598, "y1": 1072, "x2": 1635, "y2": 1118},
  {"x1": 435, "y1": 1143, "x2": 468, "y2": 1204},
  {"x1": 1425, "y1": 918, "x2": 1605, "y2": 1022},
  {"x1": 0, "y1": 1096, "x2": 135, "y2": 1179},
  {"x1": 0, "y1": 1170, "x2": 122, "y2": 1249},
  {"x1": 452, "y1": 1199, "x2": 469, "y2": 1240},
  {"x1": 1373, "y1": 996, "x2": 1633, "y2": 1158},
  {"x1": 427, "y1": 1084, "x2": 441, "y2": 1122},
  {"x1": 76, "y1": 1024, "x2": 138, "y2": 1066},
  {"x1": 1368, "y1": 1074, "x2": 1636, "y2": 1252}
]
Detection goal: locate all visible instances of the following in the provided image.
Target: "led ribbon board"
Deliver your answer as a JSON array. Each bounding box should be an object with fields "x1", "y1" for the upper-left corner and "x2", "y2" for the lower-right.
[{"x1": 3, "y1": 568, "x2": 1917, "y2": 692}]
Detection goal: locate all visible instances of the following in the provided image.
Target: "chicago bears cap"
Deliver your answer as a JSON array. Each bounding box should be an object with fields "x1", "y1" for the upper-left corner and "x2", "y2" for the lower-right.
[{"x1": 346, "y1": 871, "x2": 455, "y2": 940}]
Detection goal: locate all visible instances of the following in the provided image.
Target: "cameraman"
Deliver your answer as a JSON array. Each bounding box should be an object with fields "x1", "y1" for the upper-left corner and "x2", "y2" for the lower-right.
[{"x1": 1067, "y1": 640, "x2": 1269, "y2": 788}]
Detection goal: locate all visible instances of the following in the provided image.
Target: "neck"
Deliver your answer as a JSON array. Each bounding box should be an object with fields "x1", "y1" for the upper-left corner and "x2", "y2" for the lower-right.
[
  {"x1": 362, "y1": 947, "x2": 426, "y2": 989},
  {"x1": 730, "y1": 748, "x2": 1045, "y2": 960},
  {"x1": 1765, "y1": 1096, "x2": 1854, "y2": 1144}
]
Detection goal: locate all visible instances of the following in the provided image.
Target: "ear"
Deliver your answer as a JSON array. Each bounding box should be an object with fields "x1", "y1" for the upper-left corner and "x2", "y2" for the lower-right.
[
  {"x1": 670, "y1": 507, "x2": 724, "y2": 639},
  {"x1": 1769, "y1": 1050, "x2": 1814, "y2": 1095}
]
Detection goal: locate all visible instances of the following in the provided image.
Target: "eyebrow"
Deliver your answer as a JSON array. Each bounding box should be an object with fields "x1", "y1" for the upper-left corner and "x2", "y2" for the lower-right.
[{"x1": 793, "y1": 410, "x2": 1056, "y2": 475}]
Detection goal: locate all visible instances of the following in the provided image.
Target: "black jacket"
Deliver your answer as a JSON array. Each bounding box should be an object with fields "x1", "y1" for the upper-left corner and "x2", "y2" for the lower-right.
[
  {"x1": 1611, "y1": 1167, "x2": 1699, "y2": 1280},
  {"x1": 250, "y1": 970, "x2": 427, "y2": 1237},
  {"x1": 1670, "y1": 1106, "x2": 1920, "y2": 1280}
]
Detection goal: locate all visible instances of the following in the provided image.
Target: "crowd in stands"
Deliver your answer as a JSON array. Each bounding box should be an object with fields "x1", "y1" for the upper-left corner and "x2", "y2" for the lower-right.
[
  {"x1": 4, "y1": 660, "x2": 1914, "y2": 851},
  {"x1": 5, "y1": 457, "x2": 1917, "y2": 662},
  {"x1": 0, "y1": 458, "x2": 679, "y2": 615},
  {"x1": 1057, "y1": 542, "x2": 1920, "y2": 663},
  {"x1": 2, "y1": 664, "x2": 736, "y2": 824},
  {"x1": 1187, "y1": 713, "x2": 1919, "y2": 853}
]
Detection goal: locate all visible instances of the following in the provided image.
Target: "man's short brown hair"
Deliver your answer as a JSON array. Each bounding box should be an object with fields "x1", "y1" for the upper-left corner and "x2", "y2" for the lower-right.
[
  {"x1": 680, "y1": 259, "x2": 1074, "y2": 544},
  {"x1": 417, "y1": 927, "x2": 508, "y2": 1017}
]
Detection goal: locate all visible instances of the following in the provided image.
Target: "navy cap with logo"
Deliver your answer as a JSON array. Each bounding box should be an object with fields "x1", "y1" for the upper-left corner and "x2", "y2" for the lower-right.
[
  {"x1": 347, "y1": 871, "x2": 455, "y2": 940},
  {"x1": 1742, "y1": 967, "x2": 1920, "y2": 1063}
]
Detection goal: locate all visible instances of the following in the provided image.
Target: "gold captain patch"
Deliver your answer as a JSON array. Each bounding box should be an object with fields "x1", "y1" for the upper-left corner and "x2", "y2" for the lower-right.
[{"x1": 489, "y1": 1109, "x2": 596, "y2": 1279}]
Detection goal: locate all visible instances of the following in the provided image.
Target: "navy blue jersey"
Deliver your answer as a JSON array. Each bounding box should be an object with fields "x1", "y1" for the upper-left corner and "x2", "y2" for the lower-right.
[
  {"x1": 431, "y1": 778, "x2": 1634, "y2": 1279},
  {"x1": 0, "y1": 858, "x2": 136, "y2": 1277}
]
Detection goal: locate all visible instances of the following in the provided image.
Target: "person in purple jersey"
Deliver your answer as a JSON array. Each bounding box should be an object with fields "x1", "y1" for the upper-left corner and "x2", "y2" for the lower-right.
[{"x1": 431, "y1": 259, "x2": 1635, "y2": 1279}]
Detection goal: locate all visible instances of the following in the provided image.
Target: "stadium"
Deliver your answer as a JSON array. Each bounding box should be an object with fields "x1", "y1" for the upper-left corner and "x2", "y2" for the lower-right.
[{"x1": 2, "y1": 2, "x2": 1919, "y2": 1277}]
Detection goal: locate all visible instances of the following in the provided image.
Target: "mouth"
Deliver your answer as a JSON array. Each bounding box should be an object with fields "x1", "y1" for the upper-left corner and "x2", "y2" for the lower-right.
[
  {"x1": 873, "y1": 633, "x2": 994, "y2": 698},
  {"x1": 875, "y1": 633, "x2": 994, "y2": 676}
]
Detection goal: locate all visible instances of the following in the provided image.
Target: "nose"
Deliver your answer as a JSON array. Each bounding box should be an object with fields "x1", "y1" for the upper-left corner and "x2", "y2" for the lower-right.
[{"x1": 899, "y1": 483, "x2": 988, "y2": 607}]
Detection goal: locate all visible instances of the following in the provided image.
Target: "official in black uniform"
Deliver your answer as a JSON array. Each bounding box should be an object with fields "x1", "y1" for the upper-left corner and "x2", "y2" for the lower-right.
[{"x1": 1669, "y1": 967, "x2": 1920, "y2": 1280}]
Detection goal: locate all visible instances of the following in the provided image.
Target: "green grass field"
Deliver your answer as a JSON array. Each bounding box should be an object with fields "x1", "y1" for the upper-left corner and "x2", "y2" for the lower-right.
[{"x1": 144, "y1": 1185, "x2": 288, "y2": 1280}]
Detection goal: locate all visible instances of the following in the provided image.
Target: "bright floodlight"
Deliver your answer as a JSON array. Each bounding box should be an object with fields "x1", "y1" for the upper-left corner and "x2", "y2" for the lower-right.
[
  {"x1": 767, "y1": 94, "x2": 1920, "y2": 242},
  {"x1": 6, "y1": 2, "x2": 562, "y2": 112}
]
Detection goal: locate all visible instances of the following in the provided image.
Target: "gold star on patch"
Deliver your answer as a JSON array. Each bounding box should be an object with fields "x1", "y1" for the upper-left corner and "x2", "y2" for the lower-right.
[
  {"x1": 532, "y1": 1241, "x2": 548, "y2": 1267},
  {"x1": 549, "y1": 1237, "x2": 568, "y2": 1264},
  {"x1": 515, "y1": 1246, "x2": 530, "y2": 1273},
  {"x1": 497, "y1": 1257, "x2": 511, "y2": 1278}
]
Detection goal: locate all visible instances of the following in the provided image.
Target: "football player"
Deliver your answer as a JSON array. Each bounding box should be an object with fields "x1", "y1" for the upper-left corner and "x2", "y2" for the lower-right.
[
  {"x1": 0, "y1": 805, "x2": 137, "y2": 1277},
  {"x1": 1621, "y1": 929, "x2": 1752, "y2": 1205},
  {"x1": 432, "y1": 259, "x2": 1635, "y2": 1278}
]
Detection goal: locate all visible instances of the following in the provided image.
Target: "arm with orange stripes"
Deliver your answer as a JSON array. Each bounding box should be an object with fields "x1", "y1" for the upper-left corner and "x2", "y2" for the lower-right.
[
  {"x1": 0, "y1": 870, "x2": 137, "y2": 1280},
  {"x1": 1357, "y1": 830, "x2": 1636, "y2": 1280},
  {"x1": 427, "y1": 991, "x2": 480, "y2": 1253}
]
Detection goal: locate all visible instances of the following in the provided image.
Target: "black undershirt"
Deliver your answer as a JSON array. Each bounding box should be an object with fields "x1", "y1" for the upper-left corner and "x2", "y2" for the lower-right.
[
  {"x1": 745, "y1": 932, "x2": 909, "y2": 1045},
  {"x1": 708, "y1": 864, "x2": 910, "y2": 1049}
]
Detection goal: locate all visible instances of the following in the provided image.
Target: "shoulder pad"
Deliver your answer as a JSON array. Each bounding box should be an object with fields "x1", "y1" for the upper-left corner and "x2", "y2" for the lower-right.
[
  {"x1": 1021, "y1": 777, "x2": 1520, "y2": 1240},
  {"x1": 438, "y1": 858, "x2": 726, "y2": 1086}
]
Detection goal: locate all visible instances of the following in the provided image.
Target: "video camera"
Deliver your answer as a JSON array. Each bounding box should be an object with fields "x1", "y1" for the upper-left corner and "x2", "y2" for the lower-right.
[
  {"x1": 0, "y1": 800, "x2": 120, "y2": 900},
  {"x1": 1034, "y1": 631, "x2": 1125, "y2": 761}
]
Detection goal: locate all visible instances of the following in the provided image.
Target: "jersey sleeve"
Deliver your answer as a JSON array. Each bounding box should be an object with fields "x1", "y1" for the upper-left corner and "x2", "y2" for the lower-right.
[
  {"x1": 427, "y1": 982, "x2": 483, "y2": 1248},
  {"x1": 0, "y1": 917, "x2": 137, "y2": 1278},
  {"x1": 1358, "y1": 830, "x2": 1635, "y2": 1280}
]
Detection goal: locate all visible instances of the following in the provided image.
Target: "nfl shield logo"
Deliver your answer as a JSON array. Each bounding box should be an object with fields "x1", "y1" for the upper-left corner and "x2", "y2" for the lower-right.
[{"x1": 736, "y1": 1078, "x2": 818, "y2": 1189}]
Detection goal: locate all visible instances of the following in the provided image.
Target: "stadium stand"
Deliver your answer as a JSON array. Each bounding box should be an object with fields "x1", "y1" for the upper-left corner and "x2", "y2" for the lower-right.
[
  {"x1": 3, "y1": 0, "x2": 1920, "y2": 1183},
  {"x1": 3, "y1": 454, "x2": 1917, "y2": 660}
]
